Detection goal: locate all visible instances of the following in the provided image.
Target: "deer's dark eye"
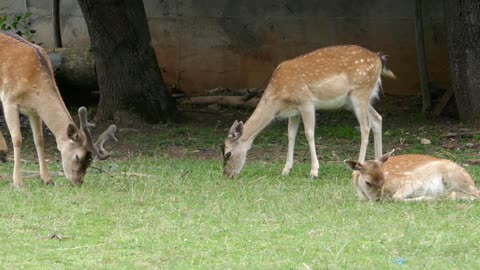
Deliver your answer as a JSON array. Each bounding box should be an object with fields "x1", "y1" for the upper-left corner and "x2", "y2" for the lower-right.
[
  {"x1": 225, "y1": 152, "x2": 231, "y2": 159},
  {"x1": 75, "y1": 154, "x2": 80, "y2": 162},
  {"x1": 365, "y1": 181, "x2": 373, "y2": 187}
]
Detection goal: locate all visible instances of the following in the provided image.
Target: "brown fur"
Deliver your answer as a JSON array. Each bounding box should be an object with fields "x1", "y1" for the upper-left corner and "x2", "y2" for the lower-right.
[
  {"x1": 223, "y1": 45, "x2": 395, "y2": 178},
  {"x1": 346, "y1": 152, "x2": 479, "y2": 201},
  {"x1": 0, "y1": 32, "x2": 114, "y2": 186}
]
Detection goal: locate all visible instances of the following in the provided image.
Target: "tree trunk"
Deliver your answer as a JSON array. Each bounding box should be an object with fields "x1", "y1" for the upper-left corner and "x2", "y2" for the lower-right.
[
  {"x1": 444, "y1": 0, "x2": 480, "y2": 124},
  {"x1": 48, "y1": 48, "x2": 97, "y2": 92},
  {"x1": 415, "y1": 0, "x2": 431, "y2": 113},
  {"x1": 77, "y1": 0, "x2": 177, "y2": 123},
  {"x1": 52, "y1": 0, "x2": 62, "y2": 48}
]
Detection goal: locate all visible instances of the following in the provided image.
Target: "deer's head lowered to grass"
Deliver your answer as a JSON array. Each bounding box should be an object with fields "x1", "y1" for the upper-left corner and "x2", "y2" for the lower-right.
[
  {"x1": 222, "y1": 45, "x2": 395, "y2": 178},
  {"x1": 221, "y1": 120, "x2": 247, "y2": 178},
  {"x1": 0, "y1": 31, "x2": 117, "y2": 187},
  {"x1": 344, "y1": 150, "x2": 480, "y2": 201},
  {"x1": 60, "y1": 107, "x2": 117, "y2": 185}
]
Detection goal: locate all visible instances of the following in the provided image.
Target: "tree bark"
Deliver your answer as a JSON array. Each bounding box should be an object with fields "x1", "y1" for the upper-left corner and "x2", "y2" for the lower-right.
[
  {"x1": 52, "y1": 0, "x2": 62, "y2": 48},
  {"x1": 48, "y1": 47, "x2": 97, "y2": 92},
  {"x1": 444, "y1": 0, "x2": 480, "y2": 124},
  {"x1": 415, "y1": 0, "x2": 431, "y2": 113},
  {"x1": 77, "y1": 0, "x2": 177, "y2": 123}
]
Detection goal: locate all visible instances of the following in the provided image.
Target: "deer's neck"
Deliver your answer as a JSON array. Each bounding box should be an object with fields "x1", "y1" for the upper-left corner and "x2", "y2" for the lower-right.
[
  {"x1": 239, "y1": 97, "x2": 279, "y2": 145},
  {"x1": 35, "y1": 93, "x2": 75, "y2": 150}
]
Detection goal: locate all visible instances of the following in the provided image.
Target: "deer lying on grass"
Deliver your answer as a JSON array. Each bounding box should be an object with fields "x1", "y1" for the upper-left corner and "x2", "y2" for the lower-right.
[
  {"x1": 222, "y1": 45, "x2": 395, "y2": 178},
  {"x1": 344, "y1": 150, "x2": 479, "y2": 201},
  {"x1": 0, "y1": 31, "x2": 117, "y2": 187}
]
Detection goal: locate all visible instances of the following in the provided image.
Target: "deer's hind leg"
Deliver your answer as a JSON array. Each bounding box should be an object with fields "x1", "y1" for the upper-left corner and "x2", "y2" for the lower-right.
[
  {"x1": 300, "y1": 105, "x2": 319, "y2": 178},
  {"x1": 444, "y1": 163, "x2": 479, "y2": 199},
  {"x1": 369, "y1": 105, "x2": 382, "y2": 160},
  {"x1": 350, "y1": 95, "x2": 371, "y2": 163},
  {"x1": 282, "y1": 115, "x2": 301, "y2": 176}
]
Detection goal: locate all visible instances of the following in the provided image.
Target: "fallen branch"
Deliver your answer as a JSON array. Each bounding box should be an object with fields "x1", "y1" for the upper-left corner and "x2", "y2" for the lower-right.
[
  {"x1": 207, "y1": 87, "x2": 262, "y2": 96},
  {"x1": 466, "y1": 159, "x2": 480, "y2": 165},
  {"x1": 440, "y1": 131, "x2": 480, "y2": 137},
  {"x1": 90, "y1": 166, "x2": 111, "y2": 175},
  {"x1": 120, "y1": 172, "x2": 153, "y2": 178},
  {"x1": 184, "y1": 96, "x2": 260, "y2": 108}
]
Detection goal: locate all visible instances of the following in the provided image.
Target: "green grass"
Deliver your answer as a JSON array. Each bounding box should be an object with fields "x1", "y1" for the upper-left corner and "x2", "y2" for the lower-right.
[{"x1": 0, "y1": 106, "x2": 480, "y2": 269}]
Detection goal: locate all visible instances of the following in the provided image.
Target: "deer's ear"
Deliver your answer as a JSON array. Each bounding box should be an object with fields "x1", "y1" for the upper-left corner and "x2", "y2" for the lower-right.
[
  {"x1": 67, "y1": 124, "x2": 80, "y2": 142},
  {"x1": 379, "y1": 149, "x2": 395, "y2": 163},
  {"x1": 228, "y1": 120, "x2": 244, "y2": 140},
  {"x1": 344, "y1": 160, "x2": 363, "y2": 171}
]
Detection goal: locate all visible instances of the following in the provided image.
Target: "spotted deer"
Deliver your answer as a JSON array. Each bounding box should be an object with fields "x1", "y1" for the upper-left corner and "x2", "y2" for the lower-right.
[
  {"x1": 344, "y1": 150, "x2": 479, "y2": 201},
  {"x1": 0, "y1": 31, "x2": 117, "y2": 187},
  {"x1": 222, "y1": 45, "x2": 395, "y2": 178}
]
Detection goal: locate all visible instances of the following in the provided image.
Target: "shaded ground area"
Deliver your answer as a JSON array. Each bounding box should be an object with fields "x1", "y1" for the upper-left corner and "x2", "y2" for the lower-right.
[
  {"x1": 102, "y1": 94, "x2": 478, "y2": 166},
  {"x1": 0, "y1": 94, "x2": 478, "y2": 172}
]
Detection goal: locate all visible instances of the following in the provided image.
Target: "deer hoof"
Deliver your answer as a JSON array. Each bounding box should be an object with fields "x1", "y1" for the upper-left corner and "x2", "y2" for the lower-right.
[
  {"x1": 45, "y1": 180, "x2": 55, "y2": 186},
  {"x1": 13, "y1": 181, "x2": 24, "y2": 188},
  {"x1": 309, "y1": 174, "x2": 318, "y2": 180}
]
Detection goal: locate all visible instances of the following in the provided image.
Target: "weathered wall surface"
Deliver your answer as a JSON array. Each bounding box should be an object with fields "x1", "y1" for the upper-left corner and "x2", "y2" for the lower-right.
[{"x1": 0, "y1": 0, "x2": 448, "y2": 96}]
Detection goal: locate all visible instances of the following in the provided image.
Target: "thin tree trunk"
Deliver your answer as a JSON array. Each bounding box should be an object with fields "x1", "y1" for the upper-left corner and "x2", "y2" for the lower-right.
[
  {"x1": 415, "y1": 0, "x2": 430, "y2": 113},
  {"x1": 77, "y1": 0, "x2": 177, "y2": 123},
  {"x1": 52, "y1": 0, "x2": 62, "y2": 48},
  {"x1": 445, "y1": 0, "x2": 480, "y2": 124}
]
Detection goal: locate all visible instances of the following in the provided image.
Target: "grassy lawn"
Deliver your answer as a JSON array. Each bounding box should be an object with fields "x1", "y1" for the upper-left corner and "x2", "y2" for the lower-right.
[{"x1": 0, "y1": 97, "x2": 480, "y2": 269}]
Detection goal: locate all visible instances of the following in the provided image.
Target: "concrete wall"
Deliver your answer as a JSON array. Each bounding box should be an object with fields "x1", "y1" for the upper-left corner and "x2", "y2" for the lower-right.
[{"x1": 0, "y1": 0, "x2": 448, "y2": 96}]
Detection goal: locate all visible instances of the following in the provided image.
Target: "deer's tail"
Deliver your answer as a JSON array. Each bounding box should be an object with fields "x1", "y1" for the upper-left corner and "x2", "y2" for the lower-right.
[{"x1": 378, "y1": 52, "x2": 396, "y2": 79}]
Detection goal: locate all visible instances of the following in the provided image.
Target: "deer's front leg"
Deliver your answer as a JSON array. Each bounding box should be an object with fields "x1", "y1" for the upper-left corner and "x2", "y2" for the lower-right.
[
  {"x1": 3, "y1": 104, "x2": 23, "y2": 187},
  {"x1": 300, "y1": 105, "x2": 319, "y2": 179},
  {"x1": 392, "y1": 182, "x2": 417, "y2": 201},
  {"x1": 29, "y1": 114, "x2": 53, "y2": 185},
  {"x1": 282, "y1": 115, "x2": 301, "y2": 176}
]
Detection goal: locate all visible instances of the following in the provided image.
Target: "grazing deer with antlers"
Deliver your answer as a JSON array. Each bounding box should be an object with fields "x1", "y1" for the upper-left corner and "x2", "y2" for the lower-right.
[
  {"x1": 0, "y1": 31, "x2": 117, "y2": 187},
  {"x1": 222, "y1": 45, "x2": 395, "y2": 178},
  {"x1": 344, "y1": 150, "x2": 479, "y2": 201}
]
